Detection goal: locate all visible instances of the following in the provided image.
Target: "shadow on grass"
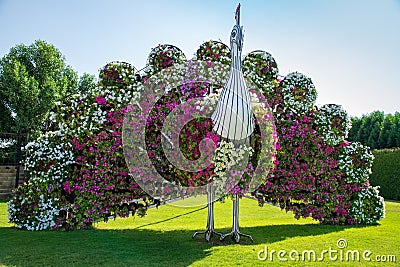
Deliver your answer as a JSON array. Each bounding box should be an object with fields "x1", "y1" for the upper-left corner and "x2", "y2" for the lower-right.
[
  {"x1": 0, "y1": 222, "x2": 366, "y2": 267},
  {"x1": 131, "y1": 205, "x2": 208, "y2": 230}
]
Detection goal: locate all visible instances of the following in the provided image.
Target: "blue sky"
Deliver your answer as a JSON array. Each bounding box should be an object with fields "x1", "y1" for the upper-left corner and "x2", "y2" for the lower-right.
[{"x1": 0, "y1": 0, "x2": 399, "y2": 116}]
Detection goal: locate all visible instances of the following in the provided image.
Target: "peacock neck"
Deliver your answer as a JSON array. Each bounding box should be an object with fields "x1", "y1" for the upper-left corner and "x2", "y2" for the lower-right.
[{"x1": 231, "y1": 43, "x2": 242, "y2": 71}]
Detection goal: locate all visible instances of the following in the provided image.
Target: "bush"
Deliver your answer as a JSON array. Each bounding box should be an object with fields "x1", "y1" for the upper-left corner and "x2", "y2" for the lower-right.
[{"x1": 370, "y1": 148, "x2": 400, "y2": 201}]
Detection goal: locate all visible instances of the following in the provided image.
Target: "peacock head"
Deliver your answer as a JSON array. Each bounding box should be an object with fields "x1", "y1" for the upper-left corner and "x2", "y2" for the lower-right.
[{"x1": 230, "y1": 4, "x2": 244, "y2": 52}]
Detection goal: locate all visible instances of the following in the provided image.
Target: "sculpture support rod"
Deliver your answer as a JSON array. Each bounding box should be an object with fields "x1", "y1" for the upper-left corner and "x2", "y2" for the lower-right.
[
  {"x1": 192, "y1": 184, "x2": 222, "y2": 241},
  {"x1": 220, "y1": 194, "x2": 253, "y2": 243}
]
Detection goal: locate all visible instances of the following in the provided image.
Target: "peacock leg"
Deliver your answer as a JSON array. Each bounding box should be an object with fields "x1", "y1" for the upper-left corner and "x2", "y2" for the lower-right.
[
  {"x1": 192, "y1": 184, "x2": 223, "y2": 241},
  {"x1": 220, "y1": 194, "x2": 253, "y2": 243}
]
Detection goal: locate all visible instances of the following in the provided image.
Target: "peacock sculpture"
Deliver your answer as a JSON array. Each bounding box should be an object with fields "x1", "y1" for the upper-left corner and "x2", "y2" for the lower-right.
[
  {"x1": 193, "y1": 3, "x2": 261, "y2": 243},
  {"x1": 8, "y1": 3, "x2": 384, "y2": 236}
]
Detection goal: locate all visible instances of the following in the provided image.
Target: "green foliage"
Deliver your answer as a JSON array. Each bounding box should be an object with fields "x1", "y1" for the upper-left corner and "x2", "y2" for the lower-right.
[
  {"x1": 77, "y1": 73, "x2": 96, "y2": 93},
  {"x1": 0, "y1": 40, "x2": 78, "y2": 134},
  {"x1": 348, "y1": 111, "x2": 400, "y2": 149},
  {"x1": 0, "y1": 99, "x2": 14, "y2": 132},
  {"x1": 370, "y1": 148, "x2": 400, "y2": 201}
]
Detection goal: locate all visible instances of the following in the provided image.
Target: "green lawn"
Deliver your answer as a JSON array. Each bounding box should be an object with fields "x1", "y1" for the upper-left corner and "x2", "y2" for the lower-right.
[{"x1": 1, "y1": 198, "x2": 399, "y2": 266}]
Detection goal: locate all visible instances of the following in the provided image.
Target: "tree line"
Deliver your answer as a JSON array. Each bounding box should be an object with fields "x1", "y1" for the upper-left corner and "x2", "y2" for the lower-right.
[{"x1": 348, "y1": 111, "x2": 400, "y2": 149}]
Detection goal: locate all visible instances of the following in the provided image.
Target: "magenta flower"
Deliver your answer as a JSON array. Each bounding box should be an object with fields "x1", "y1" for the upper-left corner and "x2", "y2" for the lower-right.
[{"x1": 95, "y1": 95, "x2": 107, "y2": 105}]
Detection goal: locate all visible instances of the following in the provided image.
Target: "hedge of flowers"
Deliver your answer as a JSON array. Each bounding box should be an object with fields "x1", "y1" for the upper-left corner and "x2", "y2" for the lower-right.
[
  {"x1": 8, "y1": 131, "x2": 73, "y2": 230},
  {"x1": 249, "y1": 61, "x2": 384, "y2": 224},
  {"x1": 212, "y1": 140, "x2": 255, "y2": 196},
  {"x1": 9, "y1": 61, "x2": 151, "y2": 230},
  {"x1": 8, "y1": 40, "x2": 384, "y2": 230}
]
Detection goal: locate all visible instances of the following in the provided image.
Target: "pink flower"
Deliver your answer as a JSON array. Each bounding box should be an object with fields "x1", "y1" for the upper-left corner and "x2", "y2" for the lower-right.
[
  {"x1": 95, "y1": 95, "x2": 107, "y2": 105},
  {"x1": 63, "y1": 181, "x2": 73, "y2": 194}
]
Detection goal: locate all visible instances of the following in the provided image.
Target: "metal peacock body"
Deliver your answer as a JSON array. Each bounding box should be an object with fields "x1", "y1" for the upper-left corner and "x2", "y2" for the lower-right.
[{"x1": 193, "y1": 4, "x2": 255, "y2": 243}]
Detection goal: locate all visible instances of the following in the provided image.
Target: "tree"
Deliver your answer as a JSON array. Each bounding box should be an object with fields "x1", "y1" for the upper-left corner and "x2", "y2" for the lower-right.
[
  {"x1": 0, "y1": 40, "x2": 78, "y2": 135},
  {"x1": 366, "y1": 111, "x2": 384, "y2": 149},
  {"x1": 348, "y1": 117, "x2": 361, "y2": 143},
  {"x1": 357, "y1": 115, "x2": 372, "y2": 145},
  {"x1": 77, "y1": 73, "x2": 96, "y2": 94},
  {"x1": 378, "y1": 114, "x2": 393, "y2": 149},
  {"x1": 390, "y1": 112, "x2": 400, "y2": 148},
  {"x1": 349, "y1": 111, "x2": 399, "y2": 149},
  {"x1": 0, "y1": 97, "x2": 14, "y2": 132}
]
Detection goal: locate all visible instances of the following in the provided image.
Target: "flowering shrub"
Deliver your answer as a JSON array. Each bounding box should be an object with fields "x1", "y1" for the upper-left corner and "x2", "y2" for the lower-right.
[
  {"x1": 9, "y1": 62, "x2": 151, "y2": 230},
  {"x1": 99, "y1": 61, "x2": 138, "y2": 87},
  {"x1": 8, "y1": 191, "x2": 61, "y2": 231},
  {"x1": 24, "y1": 131, "x2": 74, "y2": 183},
  {"x1": 196, "y1": 40, "x2": 231, "y2": 66},
  {"x1": 338, "y1": 141, "x2": 374, "y2": 185},
  {"x1": 249, "y1": 63, "x2": 382, "y2": 225},
  {"x1": 8, "y1": 40, "x2": 384, "y2": 229},
  {"x1": 8, "y1": 131, "x2": 73, "y2": 230},
  {"x1": 350, "y1": 184, "x2": 385, "y2": 224},
  {"x1": 279, "y1": 72, "x2": 317, "y2": 114},
  {"x1": 146, "y1": 44, "x2": 186, "y2": 76},
  {"x1": 315, "y1": 104, "x2": 351, "y2": 146},
  {"x1": 212, "y1": 140, "x2": 254, "y2": 196},
  {"x1": 242, "y1": 50, "x2": 279, "y2": 99}
]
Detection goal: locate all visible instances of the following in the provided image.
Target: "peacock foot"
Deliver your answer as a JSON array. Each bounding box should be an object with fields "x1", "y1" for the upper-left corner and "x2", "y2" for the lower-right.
[{"x1": 220, "y1": 230, "x2": 253, "y2": 243}]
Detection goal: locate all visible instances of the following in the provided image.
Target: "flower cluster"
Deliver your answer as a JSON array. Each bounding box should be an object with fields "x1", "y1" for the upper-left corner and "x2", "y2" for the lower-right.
[
  {"x1": 212, "y1": 140, "x2": 254, "y2": 196},
  {"x1": 8, "y1": 192, "x2": 61, "y2": 231},
  {"x1": 242, "y1": 50, "x2": 279, "y2": 98},
  {"x1": 196, "y1": 40, "x2": 231, "y2": 66},
  {"x1": 59, "y1": 94, "x2": 106, "y2": 136},
  {"x1": 24, "y1": 131, "x2": 74, "y2": 183},
  {"x1": 279, "y1": 72, "x2": 317, "y2": 114},
  {"x1": 96, "y1": 61, "x2": 142, "y2": 107},
  {"x1": 146, "y1": 44, "x2": 186, "y2": 76},
  {"x1": 194, "y1": 91, "x2": 220, "y2": 113},
  {"x1": 7, "y1": 131, "x2": 74, "y2": 230},
  {"x1": 350, "y1": 185, "x2": 385, "y2": 224},
  {"x1": 338, "y1": 141, "x2": 374, "y2": 185},
  {"x1": 99, "y1": 61, "x2": 138, "y2": 87},
  {"x1": 315, "y1": 104, "x2": 351, "y2": 146}
]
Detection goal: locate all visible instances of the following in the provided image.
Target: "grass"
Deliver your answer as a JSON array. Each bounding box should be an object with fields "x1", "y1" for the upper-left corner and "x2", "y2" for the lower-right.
[{"x1": 0, "y1": 198, "x2": 399, "y2": 267}]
